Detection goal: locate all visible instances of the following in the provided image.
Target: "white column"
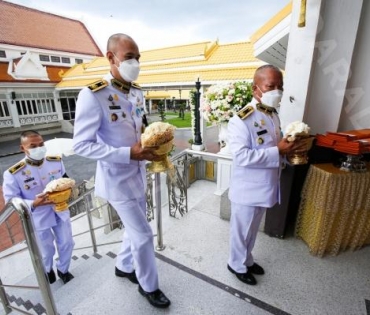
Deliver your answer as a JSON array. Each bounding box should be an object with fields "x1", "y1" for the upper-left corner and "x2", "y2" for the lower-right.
[
  {"x1": 149, "y1": 99, "x2": 153, "y2": 114},
  {"x1": 214, "y1": 156, "x2": 233, "y2": 196},
  {"x1": 279, "y1": 0, "x2": 323, "y2": 132},
  {"x1": 280, "y1": 0, "x2": 364, "y2": 134},
  {"x1": 53, "y1": 91, "x2": 63, "y2": 120},
  {"x1": 7, "y1": 91, "x2": 20, "y2": 127}
]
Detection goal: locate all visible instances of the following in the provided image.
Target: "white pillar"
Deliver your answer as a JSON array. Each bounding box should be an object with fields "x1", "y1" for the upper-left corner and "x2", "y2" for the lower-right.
[
  {"x1": 53, "y1": 91, "x2": 63, "y2": 120},
  {"x1": 149, "y1": 99, "x2": 153, "y2": 114},
  {"x1": 7, "y1": 91, "x2": 20, "y2": 127},
  {"x1": 280, "y1": 0, "x2": 364, "y2": 134}
]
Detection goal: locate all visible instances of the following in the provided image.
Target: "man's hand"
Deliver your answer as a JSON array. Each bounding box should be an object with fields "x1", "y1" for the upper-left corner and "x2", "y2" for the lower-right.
[
  {"x1": 130, "y1": 141, "x2": 163, "y2": 161},
  {"x1": 277, "y1": 137, "x2": 306, "y2": 155},
  {"x1": 32, "y1": 193, "x2": 54, "y2": 209}
]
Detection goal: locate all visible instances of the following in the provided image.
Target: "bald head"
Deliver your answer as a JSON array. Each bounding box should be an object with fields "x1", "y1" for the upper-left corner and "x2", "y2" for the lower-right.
[
  {"x1": 253, "y1": 65, "x2": 282, "y2": 85},
  {"x1": 252, "y1": 65, "x2": 283, "y2": 103},
  {"x1": 106, "y1": 33, "x2": 134, "y2": 52}
]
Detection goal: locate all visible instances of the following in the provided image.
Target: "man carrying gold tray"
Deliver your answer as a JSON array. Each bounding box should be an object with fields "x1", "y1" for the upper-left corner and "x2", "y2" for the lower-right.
[{"x1": 2, "y1": 130, "x2": 75, "y2": 285}]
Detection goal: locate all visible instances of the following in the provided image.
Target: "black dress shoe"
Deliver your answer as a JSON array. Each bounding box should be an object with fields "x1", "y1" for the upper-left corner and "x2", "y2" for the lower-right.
[
  {"x1": 227, "y1": 265, "x2": 257, "y2": 285},
  {"x1": 248, "y1": 263, "x2": 265, "y2": 275},
  {"x1": 138, "y1": 285, "x2": 171, "y2": 308},
  {"x1": 115, "y1": 267, "x2": 139, "y2": 284},
  {"x1": 57, "y1": 270, "x2": 74, "y2": 284},
  {"x1": 46, "y1": 269, "x2": 56, "y2": 284}
]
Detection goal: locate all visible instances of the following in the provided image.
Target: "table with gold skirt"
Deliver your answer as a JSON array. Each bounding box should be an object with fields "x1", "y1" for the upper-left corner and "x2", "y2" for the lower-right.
[{"x1": 295, "y1": 163, "x2": 370, "y2": 257}]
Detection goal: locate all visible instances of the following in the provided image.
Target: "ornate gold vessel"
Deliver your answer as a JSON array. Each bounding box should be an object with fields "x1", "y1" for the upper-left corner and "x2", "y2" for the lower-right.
[
  {"x1": 47, "y1": 188, "x2": 72, "y2": 212},
  {"x1": 147, "y1": 139, "x2": 174, "y2": 173},
  {"x1": 287, "y1": 136, "x2": 315, "y2": 165}
]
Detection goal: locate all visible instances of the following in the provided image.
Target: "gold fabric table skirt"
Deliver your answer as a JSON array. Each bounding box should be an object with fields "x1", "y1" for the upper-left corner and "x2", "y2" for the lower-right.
[{"x1": 295, "y1": 163, "x2": 370, "y2": 257}]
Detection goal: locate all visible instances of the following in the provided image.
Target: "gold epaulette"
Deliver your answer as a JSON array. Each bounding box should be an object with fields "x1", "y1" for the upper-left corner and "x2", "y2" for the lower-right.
[
  {"x1": 131, "y1": 82, "x2": 142, "y2": 90},
  {"x1": 237, "y1": 105, "x2": 254, "y2": 120},
  {"x1": 8, "y1": 161, "x2": 26, "y2": 174},
  {"x1": 46, "y1": 156, "x2": 61, "y2": 161},
  {"x1": 88, "y1": 80, "x2": 108, "y2": 92},
  {"x1": 256, "y1": 103, "x2": 277, "y2": 115}
]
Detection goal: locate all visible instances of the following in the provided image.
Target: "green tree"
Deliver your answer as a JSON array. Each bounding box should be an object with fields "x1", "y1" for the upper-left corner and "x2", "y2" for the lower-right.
[
  {"x1": 178, "y1": 102, "x2": 186, "y2": 119},
  {"x1": 157, "y1": 100, "x2": 166, "y2": 121}
]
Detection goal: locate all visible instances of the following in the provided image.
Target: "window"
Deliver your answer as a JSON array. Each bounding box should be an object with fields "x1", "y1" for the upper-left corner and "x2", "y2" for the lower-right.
[
  {"x1": 61, "y1": 57, "x2": 71, "y2": 64},
  {"x1": 0, "y1": 50, "x2": 6, "y2": 58},
  {"x1": 0, "y1": 101, "x2": 10, "y2": 117},
  {"x1": 39, "y1": 55, "x2": 50, "y2": 62},
  {"x1": 51, "y1": 56, "x2": 61, "y2": 63},
  {"x1": 75, "y1": 58, "x2": 83, "y2": 64}
]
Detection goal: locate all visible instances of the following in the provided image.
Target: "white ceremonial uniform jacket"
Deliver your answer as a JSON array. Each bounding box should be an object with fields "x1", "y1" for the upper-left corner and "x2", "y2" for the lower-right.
[
  {"x1": 228, "y1": 98, "x2": 282, "y2": 207},
  {"x1": 2, "y1": 156, "x2": 70, "y2": 230},
  {"x1": 73, "y1": 73, "x2": 146, "y2": 202}
]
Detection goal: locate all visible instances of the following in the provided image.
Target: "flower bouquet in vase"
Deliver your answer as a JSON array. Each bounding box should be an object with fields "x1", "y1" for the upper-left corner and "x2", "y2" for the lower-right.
[
  {"x1": 43, "y1": 178, "x2": 76, "y2": 212},
  {"x1": 201, "y1": 81, "x2": 253, "y2": 154},
  {"x1": 141, "y1": 122, "x2": 176, "y2": 173},
  {"x1": 284, "y1": 121, "x2": 314, "y2": 165}
]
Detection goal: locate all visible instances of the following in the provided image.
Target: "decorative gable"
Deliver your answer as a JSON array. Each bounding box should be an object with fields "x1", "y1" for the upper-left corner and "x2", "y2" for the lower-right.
[{"x1": 8, "y1": 51, "x2": 49, "y2": 80}]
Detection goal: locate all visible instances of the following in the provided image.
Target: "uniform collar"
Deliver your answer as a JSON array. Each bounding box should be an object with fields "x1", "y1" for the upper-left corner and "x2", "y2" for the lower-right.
[
  {"x1": 106, "y1": 73, "x2": 131, "y2": 94},
  {"x1": 25, "y1": 157, "x2": 44, "y2": 167},
  {"x1": 251, "y1": 98, "x2": 277, "y2": 115}
]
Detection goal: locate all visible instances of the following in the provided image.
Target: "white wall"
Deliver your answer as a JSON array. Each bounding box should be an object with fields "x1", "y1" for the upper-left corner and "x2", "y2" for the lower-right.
[
  {"x1": 338, "y1": 0, "x2": 370, "y2": 130},
  {"x1": 280, "y1": 0, "x2": 366, "y2": 134}
]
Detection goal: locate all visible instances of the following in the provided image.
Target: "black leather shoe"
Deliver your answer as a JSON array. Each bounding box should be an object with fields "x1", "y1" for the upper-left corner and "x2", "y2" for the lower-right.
[
  {"x1": 115, "y1": 267, "x2": 139, "y2": 284},
  {"x1": 46, "y1": 269, "x2": 56, "y2": 284},
  {"x1": 138, "y1": 285, "x2": 171, "y2": 308},
  {"x1": 227, "y1": 265, "x2": 257, "y2": 285},
  {"x1": 248, "y1": 263, "x2": 265, "y2": 275},
  {"x1": 57, "y1": 270, "x2": 74, "y2": 284}
]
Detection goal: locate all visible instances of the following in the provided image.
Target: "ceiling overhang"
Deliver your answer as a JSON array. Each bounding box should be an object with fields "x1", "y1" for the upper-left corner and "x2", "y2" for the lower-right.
[{"x1": 251, "y1": 2, "x2": 292, "y2": 70}]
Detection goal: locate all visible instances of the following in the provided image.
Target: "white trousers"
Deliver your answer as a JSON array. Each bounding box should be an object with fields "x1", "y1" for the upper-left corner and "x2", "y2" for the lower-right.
[
  {"x1": 36, "y1": 215, "x2": 74, "y2": 274},
  {"x1": 110, "y1": 198, "x2": 159, "y2": 292},
  {"x1": 228, "y1": 202, "x2": 266, "y2": 273}
]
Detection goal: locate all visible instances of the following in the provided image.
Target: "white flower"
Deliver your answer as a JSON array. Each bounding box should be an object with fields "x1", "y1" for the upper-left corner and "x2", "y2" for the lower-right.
[
  {"x1": 284, "y1": 121, "x2": 310, "y2": 141},
  {"x1": 201, "y1": 81, "x2": 253, "y2": 125}
]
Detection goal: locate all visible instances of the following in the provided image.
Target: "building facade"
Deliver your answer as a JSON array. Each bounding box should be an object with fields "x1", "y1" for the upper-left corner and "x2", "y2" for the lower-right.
[{"x1": 0, "y1": 0, "x2": 103, "y2": 141}]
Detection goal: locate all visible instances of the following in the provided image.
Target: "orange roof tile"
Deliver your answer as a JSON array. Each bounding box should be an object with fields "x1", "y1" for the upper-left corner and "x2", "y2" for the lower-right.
[
  {"x1": 0, "y1": 62, "x2": 69, "y2": 83},
  {"x1": 0, "y1": 1, "x2": 103, "y2": 56}
]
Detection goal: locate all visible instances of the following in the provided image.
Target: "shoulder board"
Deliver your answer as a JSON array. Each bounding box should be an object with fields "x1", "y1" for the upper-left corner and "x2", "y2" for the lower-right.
[
  {"x1": 8, "y1": 161, "x2": 26, "y2": 174},
  {"x1": 88, "y1": 79, "x2": 108, "y2": 92},
  {"x1": 237, "y1": 105, "x2": 254, "y2": 120},
  {"x1": 131, "y1": 82, "x2": 142, "y2": 90},
  {"x1": 46, "y1": 156, "x2": 61, "y2": 161}
]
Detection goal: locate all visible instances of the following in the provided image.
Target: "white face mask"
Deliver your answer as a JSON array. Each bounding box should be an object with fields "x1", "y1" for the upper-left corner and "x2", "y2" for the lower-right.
[
  {"x1": 114, "y1": 55, "x2": 140, "y2": 82},
  {"x1": 257, "y1": 86, "x2": 283, "y2": 109},
  {"x1": 28, "y1": 146, "x2": 47, "y2": 161}
]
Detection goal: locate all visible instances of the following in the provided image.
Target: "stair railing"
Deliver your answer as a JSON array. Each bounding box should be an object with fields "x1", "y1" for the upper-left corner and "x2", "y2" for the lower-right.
[{"x1": 0, "y1": 197, "x2": 58, "y2": 315}]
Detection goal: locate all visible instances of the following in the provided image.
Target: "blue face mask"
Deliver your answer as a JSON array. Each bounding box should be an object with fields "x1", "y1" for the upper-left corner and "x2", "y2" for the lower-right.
[{"x1": 28, "y1": 146, "x2": 47, "y2": 160}]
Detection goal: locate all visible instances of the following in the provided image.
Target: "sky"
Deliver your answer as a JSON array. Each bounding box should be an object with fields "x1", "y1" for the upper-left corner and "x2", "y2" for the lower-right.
[{"x1": 6, "y1": 0, "x2": 290, "y2": 53}]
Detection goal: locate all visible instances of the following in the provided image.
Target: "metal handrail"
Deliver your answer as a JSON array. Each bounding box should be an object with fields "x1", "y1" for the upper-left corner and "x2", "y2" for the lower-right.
[
  {"x1": 0, "y1": 163, "x2": 173, "y2": 313},
  {"x1": 0, "y1": 198, "x2": 58, "y2": 315}
]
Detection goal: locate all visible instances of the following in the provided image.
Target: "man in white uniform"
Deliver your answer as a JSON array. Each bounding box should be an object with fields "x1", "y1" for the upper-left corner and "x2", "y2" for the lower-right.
[
  {"x1": 73, "y1": 33, "x2": 170, "y2": 308},
  {"x1": 227, "y1": 65, "x2": 301, "y2": 285},
  {"x1": 3, "y1": 130, "x2": 75, "y2": 284}
]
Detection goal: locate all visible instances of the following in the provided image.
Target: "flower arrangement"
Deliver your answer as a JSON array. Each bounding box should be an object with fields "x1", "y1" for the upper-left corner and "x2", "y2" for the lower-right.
[
  {"x1": 284, "y1": 121, "x2": 311, "y2": 141},
  {"x1": 201, "y1": 81, "x2": 253, "y2": 125}
]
